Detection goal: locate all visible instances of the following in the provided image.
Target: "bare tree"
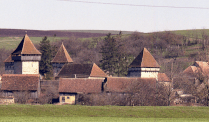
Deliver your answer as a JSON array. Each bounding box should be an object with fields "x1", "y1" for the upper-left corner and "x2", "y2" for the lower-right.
[{"x1": 13, "y1": 91, "x2": 30, "y2": 104}]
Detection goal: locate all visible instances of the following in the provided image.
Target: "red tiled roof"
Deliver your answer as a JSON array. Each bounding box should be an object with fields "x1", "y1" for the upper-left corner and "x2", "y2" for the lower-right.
[
  {"x1": 4, "y1": 55, "x2": 14, "y2": 63},
  {"x1": 51, "y1": 43, "x2": 73, "y2": 63},
  {"x1": 158, "y1": 73, "x2": 171, "y2": 82},
  {"x1": 183, "y1": 66, "x2": 199, "y2": 77},
  {"x1": 57, "y1": 63, "x2": 107, "y2": 78},
  {"x1": 12, "y1": 34, "x2": 41, "y2": 55},
  {"x1": 90, "y1": 63, "x2": 108, "y2": 77},
  {"x1": 105, "y1": 77, "x2": 156, "y2": 93},
  {"x1": 129, "y1": 48, "x2": 160, "y2": 68},
  {"x1": 1, "y1": 74, "x2": 40, "y2": 91},
  {"x1": 194, "y1": 61, "x2": 209, "y2": 76},
  {"x1": 59, "y1": 78, "x2": 104, "y2": 93},
  {"x1": 183, "y1": 61, "x2": 209, "y2": 77}
]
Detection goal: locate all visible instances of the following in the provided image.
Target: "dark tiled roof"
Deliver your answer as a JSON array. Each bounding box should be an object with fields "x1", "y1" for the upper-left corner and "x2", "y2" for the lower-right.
[
  {"x1": 1, "y1": 74, "x2": 40, "y2": 91},
  {"x1": 158, "y1": 73, "x2": 171, "y2": 82},
  {"x1": 57, "y1": 63, "x2": 107, "y2": 78},
  {"x1": 129, "y1": 48, "x2": 160, "y2": 68},
  {"x1": 59, "y1": 78, "x2": 104, "y2": 93},
  {"x1": 51, "y1": 43, "x2": 73, "y2": 63},
  {"x1": 12, "y1": 34, "x2": 41, "y2": 55},
  {"x1": 105, "y1": 77, "x2": 156, "y2": 93},
  {"x1": 4, "y1": 55, "x2": 14, "y2": 63}
]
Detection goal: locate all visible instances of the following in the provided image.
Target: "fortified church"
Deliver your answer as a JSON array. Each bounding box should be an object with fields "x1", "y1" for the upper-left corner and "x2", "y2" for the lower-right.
[{"x1": 0, "y1": 34, "x2": 171, "y2": 104}]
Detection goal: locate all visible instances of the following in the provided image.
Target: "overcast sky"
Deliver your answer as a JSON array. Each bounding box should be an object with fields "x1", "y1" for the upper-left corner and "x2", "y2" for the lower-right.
[{"x1": 0, "y1": 0, "x2": 209, "y2": 33}]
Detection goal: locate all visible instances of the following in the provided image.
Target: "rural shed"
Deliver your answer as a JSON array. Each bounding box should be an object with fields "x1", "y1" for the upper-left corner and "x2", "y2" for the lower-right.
[
  {"x1": 0, "y1": 74, "x2": 40, "y2": 102},
  {"x1": 59, "y1": 78, "x2": 104, "y2": 104}
]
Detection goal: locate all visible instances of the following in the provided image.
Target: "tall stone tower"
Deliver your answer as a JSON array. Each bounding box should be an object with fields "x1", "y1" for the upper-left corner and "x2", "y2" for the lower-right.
[
  {"x1": 51, "y1": 43, "x2": 73, "y2": 76},
  {"x1": 9, "y1": 34, "x2": 41, "y2": 74},
  {"x1": 127, "y1": 48, "x2": 160, "y2": 79}
]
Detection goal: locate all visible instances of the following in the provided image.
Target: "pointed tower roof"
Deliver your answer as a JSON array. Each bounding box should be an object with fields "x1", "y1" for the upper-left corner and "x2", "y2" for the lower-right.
[
  {"x1": 11, "y1": 34, "x2": 41, "y2": 55},
  {"x1": 51, "y1": 43, "x2": 73, "y2": 63},
  {"x1": 129, "y1": 48, "x2": 160, "y2": 68}
]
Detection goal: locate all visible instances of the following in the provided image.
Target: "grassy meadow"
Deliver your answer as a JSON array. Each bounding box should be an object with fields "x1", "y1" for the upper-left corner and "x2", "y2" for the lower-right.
[
  {"x1": 0, "y1": 105, "x2": 209, "y2": 122},
  {"x1": 0, "y1": 37, "x2": 69, "y2": 50}
]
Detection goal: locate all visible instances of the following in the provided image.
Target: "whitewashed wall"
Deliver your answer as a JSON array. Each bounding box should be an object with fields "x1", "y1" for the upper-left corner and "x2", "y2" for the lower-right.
[{"x1": 22, "y1": 61, "x2": 39, "y2": 74}]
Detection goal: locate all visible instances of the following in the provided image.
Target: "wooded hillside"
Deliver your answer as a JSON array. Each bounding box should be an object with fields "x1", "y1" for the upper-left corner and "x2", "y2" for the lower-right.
[{"x1": 1, "y1": 29, "x2": 209, "y2": 78}]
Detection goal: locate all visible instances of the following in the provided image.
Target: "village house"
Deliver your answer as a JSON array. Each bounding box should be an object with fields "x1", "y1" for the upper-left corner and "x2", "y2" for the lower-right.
[
  {"x1": 59, "y1": 78, "x2": 104, "y2": 104},
  {"x1": 56, "y1": 63, "x2": 107, "y2": 104},
  {"x1": 1, "y1": 74, "x2": 40, "y2": 99},
  {"x1": 171, "y1": 61, "x2": 209, "y2": 105},
  {"x1": 183, "y1": 61, "x2": 209, "y2": 93}
]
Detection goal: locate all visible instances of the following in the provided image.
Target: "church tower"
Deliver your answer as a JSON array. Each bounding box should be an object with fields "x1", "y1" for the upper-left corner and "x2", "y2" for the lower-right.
[
  {"x1": 127, "y1": 48, "x2": 160, "y2": 79},
  {"x1": 9, "y1": 34, "x2": 41, "y2": 74},
  {"x1": 51, "y1": 43, "x2": 73, "y2": 76}
]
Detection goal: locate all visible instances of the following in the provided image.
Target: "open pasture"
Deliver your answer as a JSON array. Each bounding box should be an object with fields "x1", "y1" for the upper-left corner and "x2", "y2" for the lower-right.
[
  {"x1": 0, "y1": 105, "x2": 208, "y2": 122},
  {"x1": 0, "y1": 37, "x2": 69, "y2": 50}
]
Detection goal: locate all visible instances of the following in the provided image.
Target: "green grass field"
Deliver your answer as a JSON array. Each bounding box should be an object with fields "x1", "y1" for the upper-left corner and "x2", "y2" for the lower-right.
[
  {"x1": 0, "y1": 105, "x2": 208, "y2": 122},
  {"x1": 0, "y1": 37, "x2": 69, "y2": 50}
]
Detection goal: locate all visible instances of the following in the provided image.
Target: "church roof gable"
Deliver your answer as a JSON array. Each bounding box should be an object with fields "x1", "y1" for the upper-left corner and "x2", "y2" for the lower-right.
[
  {"x1": 51, "y1": 43, "x2": 73, "y2": 63},
  {"x1": 129, "y1": 48, "x2": 160, "y2": 68},
  {"x1": 11, "y1": 34, "x2": 41, "y2": 55}
]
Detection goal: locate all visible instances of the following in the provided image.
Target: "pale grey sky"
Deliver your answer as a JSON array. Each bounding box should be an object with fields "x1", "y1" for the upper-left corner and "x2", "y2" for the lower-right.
[{"x1": 0, "y1": 0, "x2": 209, "y2": 32}]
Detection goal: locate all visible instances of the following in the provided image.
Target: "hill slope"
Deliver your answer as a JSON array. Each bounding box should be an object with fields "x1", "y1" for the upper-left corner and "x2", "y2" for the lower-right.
[{"x1": 0, "y1": 29, "x2": 134, "y2": 38}]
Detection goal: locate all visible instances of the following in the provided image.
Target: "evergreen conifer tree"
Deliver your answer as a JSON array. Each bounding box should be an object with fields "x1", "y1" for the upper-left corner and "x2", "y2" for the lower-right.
[
  {"x1": 100, "y1": 32, "x2": 129, "y2": 76},
  {"x1": 39, "y1": 36, "x2": 53, "y2": 79},
  {"x1": 100, "y1": 33, "x2": 119, "y2": 76}
]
